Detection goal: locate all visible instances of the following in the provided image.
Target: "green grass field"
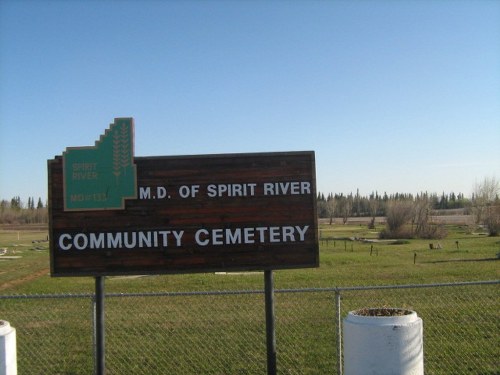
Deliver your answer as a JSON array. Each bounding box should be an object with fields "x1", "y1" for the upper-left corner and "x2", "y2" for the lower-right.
[
  {"x1": 1, "y1": 223, "x2": 498, "y2": 374},
  {"x1": 0, "y1": 222, "x2": 499, "y2": 294}
]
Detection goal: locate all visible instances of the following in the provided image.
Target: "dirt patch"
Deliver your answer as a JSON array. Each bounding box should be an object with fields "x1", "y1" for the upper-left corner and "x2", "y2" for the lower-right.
[{"x1": 0, "y1": 268, "x2": 49, "y2": 292}]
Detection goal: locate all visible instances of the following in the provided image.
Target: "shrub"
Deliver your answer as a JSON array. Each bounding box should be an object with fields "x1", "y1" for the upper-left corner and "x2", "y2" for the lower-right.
[
  {"x1": 379, "y1": 226, "x2": 413, "y2": 239},
  {"x1": 484, "y1": 205, "x2": 500, "y2": 236},
  {"x1": 385, "y1": 201, "x2": 413, "y2": 232},
  {"x1": 417, "y1": 224, "x2": 448, "y2": 239}
]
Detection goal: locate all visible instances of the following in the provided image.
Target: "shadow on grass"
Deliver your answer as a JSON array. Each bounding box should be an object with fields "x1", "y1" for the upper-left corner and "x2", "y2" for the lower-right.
[{"x1": 424, "y1": 257, "x2": 499, "y2": 264}]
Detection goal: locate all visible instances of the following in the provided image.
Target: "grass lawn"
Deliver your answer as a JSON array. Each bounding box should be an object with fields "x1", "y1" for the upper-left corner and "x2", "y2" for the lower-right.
[
  {"x1": 1, "y1": 222, "x2": 498, "y2": 294},
  {"x1": 0, "y1": 222, "x2": 498, "y2": 374}
]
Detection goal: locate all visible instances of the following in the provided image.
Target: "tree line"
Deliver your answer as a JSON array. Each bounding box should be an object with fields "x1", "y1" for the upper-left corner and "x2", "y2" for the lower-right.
[
  {"x1": 0, "y1": 196, "x2": 48, "y2": 224},
  {"x1": 318, "y1": 177, "x2": 499, "y2": 237},
  {"x1": 317, "y1": 190, "x2": 470, "y2": 219}
]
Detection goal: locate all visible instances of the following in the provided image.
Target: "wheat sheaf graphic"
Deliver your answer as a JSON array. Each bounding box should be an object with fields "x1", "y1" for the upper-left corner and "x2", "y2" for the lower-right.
[{"x1": 112, "y1": 123, "x2": 132, "y2": 183}]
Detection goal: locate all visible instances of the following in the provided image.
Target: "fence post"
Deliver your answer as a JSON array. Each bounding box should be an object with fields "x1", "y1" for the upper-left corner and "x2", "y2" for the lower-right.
[
  {"x1": 335, "y1": 289, "x2": 342, "y2": 375},
  {"x1": 0, "y1": 321, "x2": 16, "y2": 375}
]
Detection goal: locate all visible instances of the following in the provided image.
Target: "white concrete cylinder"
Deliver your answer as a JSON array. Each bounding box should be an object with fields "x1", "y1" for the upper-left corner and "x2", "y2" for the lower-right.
[
  {"x1": 343, "y1": 308, "x2": 423, "y2": 375},
  {"x1": 0, "y1": 321, "x2": 17, "y2": 375}
]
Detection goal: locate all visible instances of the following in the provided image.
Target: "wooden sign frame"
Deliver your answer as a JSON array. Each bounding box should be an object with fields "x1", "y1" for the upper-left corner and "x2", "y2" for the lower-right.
[{"x1": 48, "y1": 151, "x2": 318, "y2": 277}]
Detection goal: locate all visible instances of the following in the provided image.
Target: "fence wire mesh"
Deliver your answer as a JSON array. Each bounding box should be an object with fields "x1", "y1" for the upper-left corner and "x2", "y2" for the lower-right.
[{"x1": 1, "y1": 281, "x2": 498, "y2": 375}]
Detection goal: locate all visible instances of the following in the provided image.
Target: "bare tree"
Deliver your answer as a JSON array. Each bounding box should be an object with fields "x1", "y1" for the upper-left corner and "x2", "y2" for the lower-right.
[
  {"x1": 326, "y1": 197, "x2": 336, "y2": 225},
  {"x1": 473, "y1": 177, "x2": 500, "y2": 236},
  {"x1": 336, "y1": 195, "x2": 352, "y2": 224},
  {"x1": 484, "y1": 205, "x2": 500, "y2": 236},
  {"x1": 412, "y1": 195, "x2": 430, "y2": 236},
  {"x1": 368, "y1": 195, "x2": 379, "y2": 229},
  {"x1": 383, "y1": 200, "x2": 413, "y2": 238}
]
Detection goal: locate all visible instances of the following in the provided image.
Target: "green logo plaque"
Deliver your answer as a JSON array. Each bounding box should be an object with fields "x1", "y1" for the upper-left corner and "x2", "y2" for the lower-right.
[{"x1": 63, "y1": 118, "x2": 137, "y2": 210}]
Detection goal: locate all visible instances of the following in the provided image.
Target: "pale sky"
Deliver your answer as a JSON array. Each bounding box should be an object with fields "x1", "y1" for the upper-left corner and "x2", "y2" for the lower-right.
[{"x1": 1, "y1": 0, "x2": 499, "y2": 203}]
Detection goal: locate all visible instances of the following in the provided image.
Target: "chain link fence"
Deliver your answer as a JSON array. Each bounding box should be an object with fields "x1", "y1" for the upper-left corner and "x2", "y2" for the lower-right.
[{"x1": 1, "y1": 280, "x2": 498, "y2": 374}]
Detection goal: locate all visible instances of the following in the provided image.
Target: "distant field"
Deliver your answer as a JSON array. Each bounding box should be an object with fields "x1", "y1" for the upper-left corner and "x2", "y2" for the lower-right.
[
  {"x1": 0, "y1": 220, "x2": 498, "y2": 295},
  {"x1": 319, "y1": 213, "x2": 474, "y2": 225}
]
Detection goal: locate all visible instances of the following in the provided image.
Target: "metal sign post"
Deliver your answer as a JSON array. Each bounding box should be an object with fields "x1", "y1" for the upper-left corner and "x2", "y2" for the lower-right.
[
  {"x1": 264, "y1": 270, "x2": 277, "y2": 375},
  {"x1": 95, "y1": 276, "x2": 105, "y2": 375}
]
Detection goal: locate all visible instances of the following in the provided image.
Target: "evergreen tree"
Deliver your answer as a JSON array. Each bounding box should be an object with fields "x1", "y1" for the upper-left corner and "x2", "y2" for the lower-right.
[{"x1": 11, "y1": 196, "x2": 21, "y2": 210}]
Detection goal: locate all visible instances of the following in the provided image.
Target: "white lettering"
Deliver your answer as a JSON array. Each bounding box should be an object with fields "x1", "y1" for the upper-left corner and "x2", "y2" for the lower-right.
[
  {"x1": 73, "y1": 233, "x2": 89, "y2": 250},
  {"x1": 140, "y1": 187, "x2": 151, "y2": 199},
  {"x1": 244, "y1": 228, "x2": 255, "y2": 244},
  {"x1": 172, "y1": 230, "x2": 184, "y2": 246},
  {"x1": 90, "y1": 233, "x2": 105, "y2": 248},
  {"x1": 255, "y1": 227, "x2": 268, "y2": 242},
  {"x1": 295, "y1": 225, "x2": 309, "y2": 241},
  {"x1": 179, "y1": 185, "x2": 199, "y2": 198},
  {"x1": 248, "y1": 183, "x2": 257, "y2": 195},
  {"x1": 158, "y1": 231, "x2": 168, "y2": 247},
  {"x1": 282, "y1": 226, "x2": 295, "y2": 242},
  {"x1": 206, "y1": 183, "x2": 257, "y2": 197},
  {"x1": 264, "y1": 183, "x2": 274, "y2": 195},
  {"x1": 139, "y1": 232, "x2": 151, "y2": 247},
  {"x1": 263, "y1": 181, "x2": 312, "y2": 195},
  {"x1": 107, "y1": 233, "x2": 122, "y2": 248},
  {"x1": 301, "y1": 181, "x2": 311, "y2": 194},
  {"x1": 207, "y1": 184, "x2": 217, "y2": 198},
  {"x1": 57, "y1": 230, "x2": 185, "y2": 251},
  {"x1": 55, "y1": 225, "x2": 310, "y2": 251},
  {"x1": 226, "y1": 228, "x2": 242, "y2": 244},
  {"x1": 192, "y1": 225, "x2": 310, "y2": 246},
  {"x1": 212, "y1": 229, "x2": 224, "y2": 245},
  {"x1": 179, "y1": 185, "x2": 190, "y2": 198},
  {"x1": 59, "y1": 234, "x2": 72, "y2": 250},
  {"x1": 157, "y1": 186, "x2": 167, "y2": 199},
  {"x1": 269, "y1": 227, "x2": 280, "y2": 243},
  {"x1": 124, "y1": 232, "x2": 137, "y2": 249},
  {"x1": 195, "y1": 229, "x2": 210, "y2": 246},
  {"x1": 153, "y1": 231, "x2": 158, "y2": 247}
]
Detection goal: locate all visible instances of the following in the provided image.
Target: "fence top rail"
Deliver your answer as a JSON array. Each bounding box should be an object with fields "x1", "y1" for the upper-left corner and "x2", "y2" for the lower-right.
[
  {"x1": 332, "y1": 279, "x2": 500, "y2": 292},
  {"x1": 0, "y1": 292, "x2": 94, "y2": 300},
  {"x1": 0, "y1": 280, "x2": 498, "y2": 300}
]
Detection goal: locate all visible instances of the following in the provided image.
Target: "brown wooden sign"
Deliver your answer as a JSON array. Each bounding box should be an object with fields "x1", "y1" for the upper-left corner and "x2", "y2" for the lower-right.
[{"x1": 48, "y1": 151, "x2": 318, "y2": 276}]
